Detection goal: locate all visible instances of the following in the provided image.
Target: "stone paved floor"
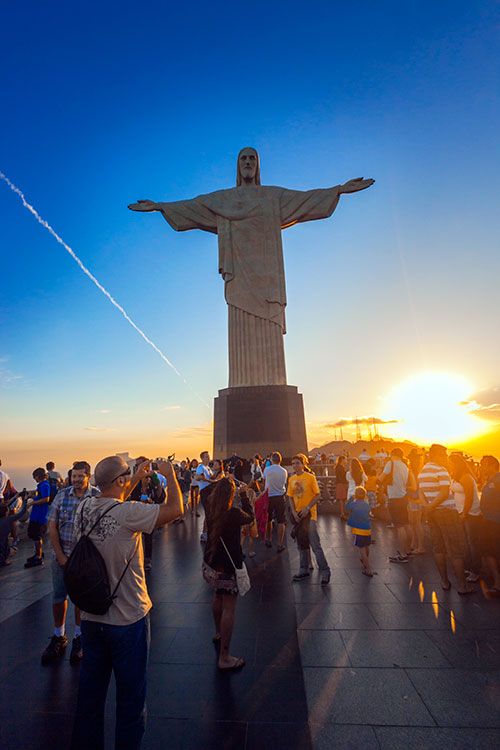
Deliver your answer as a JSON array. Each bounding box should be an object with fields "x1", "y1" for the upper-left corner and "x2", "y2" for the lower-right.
[{"x1": 1, "y1": 514, "x2": 500, "y2": 749}]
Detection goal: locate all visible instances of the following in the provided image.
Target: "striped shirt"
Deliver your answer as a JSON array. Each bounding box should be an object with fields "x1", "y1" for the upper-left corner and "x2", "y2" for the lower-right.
[{"x1": 418, "y1": 462, "x2": 454, "y2": 509}]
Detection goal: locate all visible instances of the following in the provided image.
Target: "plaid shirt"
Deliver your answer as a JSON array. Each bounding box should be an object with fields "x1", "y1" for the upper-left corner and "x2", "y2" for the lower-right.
[{"x1": 48, "y1": 484, "x2": 100, "y2": 556}]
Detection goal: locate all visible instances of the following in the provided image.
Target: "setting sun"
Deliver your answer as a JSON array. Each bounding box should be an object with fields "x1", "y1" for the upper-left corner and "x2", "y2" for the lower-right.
[{"x1": 381, "y1": 371, "x2": 488, "y2": 446}]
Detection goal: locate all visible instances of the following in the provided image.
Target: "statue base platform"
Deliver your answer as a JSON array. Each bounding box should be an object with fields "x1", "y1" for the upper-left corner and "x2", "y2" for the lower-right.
[{"x1": 213, "y1": 385, "x2": 308, "y2": 461}]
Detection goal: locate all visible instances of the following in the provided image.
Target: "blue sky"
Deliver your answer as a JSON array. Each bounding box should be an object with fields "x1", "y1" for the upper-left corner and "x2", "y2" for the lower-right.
[{"x1": 1, "y1": 1, "x2": 499, "y2": 486}]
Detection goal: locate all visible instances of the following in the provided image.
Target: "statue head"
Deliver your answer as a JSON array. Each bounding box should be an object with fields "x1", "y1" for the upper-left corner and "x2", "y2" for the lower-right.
[{"x1": 236, "y1": 147, "x2": 261, "y2": 186}]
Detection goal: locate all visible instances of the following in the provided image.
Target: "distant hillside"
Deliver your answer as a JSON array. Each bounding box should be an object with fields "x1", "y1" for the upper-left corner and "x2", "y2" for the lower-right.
[{"x1": 310, "y1": 437, "x2": 419, "y2": 458}]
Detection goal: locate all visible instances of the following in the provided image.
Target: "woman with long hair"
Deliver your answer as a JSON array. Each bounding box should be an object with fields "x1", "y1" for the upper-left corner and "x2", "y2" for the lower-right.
[
  {"x1": 334, "y1": 456, "x2": 349, "y2": 521},
  {"x1": 211, "y1": 459, "x2": 225, "y2": 481},
  {"x1": 449, "y1": 453, "x2": 481, "y2": 581},
  {"x1": 347, "y1": 458, "x2": 367, "y2": 501},
  {"x1": 189, "y1": 459, "x2": 200, "y2": 517},
  {"x1": 203, "y1": 477, "x2": 254, "y2": 670}
]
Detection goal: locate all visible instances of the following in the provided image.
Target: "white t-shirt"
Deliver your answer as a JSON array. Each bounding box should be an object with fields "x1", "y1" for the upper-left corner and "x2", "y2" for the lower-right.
[
  {"x1": 196, "y1": 463, "x2": 213, "y2": 491},
  {"x1": 264, "y1": 464, "x2": 288, "y2": 497},
  {"x1": 383, "y1": 460, "x2": 409, "y2": 499},
  {"x1": 74, "y1": 497, "x2": 160, "y2": 626}
]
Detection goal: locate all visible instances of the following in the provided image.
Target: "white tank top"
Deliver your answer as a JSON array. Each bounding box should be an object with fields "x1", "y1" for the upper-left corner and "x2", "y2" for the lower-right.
[{"x1": 450, "y1": 478, "x2": 480, "y2": 515}]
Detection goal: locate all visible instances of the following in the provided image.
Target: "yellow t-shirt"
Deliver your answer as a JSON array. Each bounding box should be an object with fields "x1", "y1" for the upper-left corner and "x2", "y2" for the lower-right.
[{"x1": 288, "y1": 472, "x2": 320, "y2": 521}]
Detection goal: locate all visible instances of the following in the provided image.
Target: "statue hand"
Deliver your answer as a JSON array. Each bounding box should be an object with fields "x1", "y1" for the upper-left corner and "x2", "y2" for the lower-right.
[
  {"x1": 128, "y1": 199, "x2": 158, "y2": 212},
  {"x1": 339, "y1": 178, "x2": 375, "y2": 194}
]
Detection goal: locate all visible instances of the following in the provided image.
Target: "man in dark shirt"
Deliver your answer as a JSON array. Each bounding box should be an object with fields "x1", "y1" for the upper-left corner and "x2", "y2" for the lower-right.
[{"x1": 480, "y1": 455, "x2": 500, "y2": 593}]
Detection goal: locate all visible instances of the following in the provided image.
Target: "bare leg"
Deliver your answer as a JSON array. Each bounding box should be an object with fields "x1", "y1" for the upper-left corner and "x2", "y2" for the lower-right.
[
  {"x1": 485, "y1": 555, "x2": 500, "y2": 589},
  {"x1": 218, "y1": 594, "x2": 243, "y2": 669},
  {"x1": 277, "y1": 522, "x2": 286, "y2": 546},
  {"x1": 35, "y1": 539, "x2": 43, "y2": 559},
  {"x1": 53, "y1": 600, "x2": 68, "y2": 628},
  {"x1": 397, "y1": 526, "x2": 411, "y2": 555},
  {"x1": 212, "y1": 592, "x2": 223, "y2": 638},
  {"x1": 433, "y1": 551, "x2": 450, "y2": 588},
  {"x1": 450, "y1": 556, "x2": 470, "y2": 593},
  {"x1": 339, "y1": 500, "x2": 346, "y2": 519},
  {"x1": 265, "y1": 521, "x2": 272, "y2": 544}
]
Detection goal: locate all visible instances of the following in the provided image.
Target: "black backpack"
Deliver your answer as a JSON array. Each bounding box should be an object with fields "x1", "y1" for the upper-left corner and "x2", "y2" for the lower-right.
[{"x1": 64, "y1": 499, "x2": 134, "y2": 616}]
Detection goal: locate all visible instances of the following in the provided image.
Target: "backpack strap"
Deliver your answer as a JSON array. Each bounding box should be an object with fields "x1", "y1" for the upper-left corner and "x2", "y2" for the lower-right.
[
  {"x1": 79, "y1": 497, "x2": 138, "y2": 602},
  {"x1": 80, "y1": 497, "x2": 121, "y2": 537}
]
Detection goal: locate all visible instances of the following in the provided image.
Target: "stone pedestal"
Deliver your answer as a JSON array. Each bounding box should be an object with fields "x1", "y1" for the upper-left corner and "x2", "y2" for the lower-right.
[{"x1": 213, "y1": 385, "x2": 308, "y2": 461}]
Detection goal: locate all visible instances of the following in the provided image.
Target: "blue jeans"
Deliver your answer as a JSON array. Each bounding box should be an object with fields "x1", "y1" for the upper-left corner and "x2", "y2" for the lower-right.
[
  {"x1": 71, "y1": 615, "x2": 150, "y2": 750},
  {"x1": 299, "y1": 520, "x2": 330, "y2": 574}
]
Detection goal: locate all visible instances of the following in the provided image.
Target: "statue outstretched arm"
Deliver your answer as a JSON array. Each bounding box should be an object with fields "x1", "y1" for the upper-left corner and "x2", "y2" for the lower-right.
[
  {"x1": 338, "y1": 177, "x2": 375, "y2": 194},
  {"x1": 128, "y1": 196, "x2": 217, "y2": 233},
  {"x1": 279, "y1": 178, "x2": 375, "y2": 228},
  {"x1": 128, "y1": 200, "x2": 159, "y2": 212}
]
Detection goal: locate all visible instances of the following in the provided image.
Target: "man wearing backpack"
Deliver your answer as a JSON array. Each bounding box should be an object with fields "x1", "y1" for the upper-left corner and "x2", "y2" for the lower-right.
[
  {"x1": 43, "y1": 461, "x2": 100, "y2": 666},
  {"x1": 70, "y1": 455, "x2": 183, "y2": 750}
]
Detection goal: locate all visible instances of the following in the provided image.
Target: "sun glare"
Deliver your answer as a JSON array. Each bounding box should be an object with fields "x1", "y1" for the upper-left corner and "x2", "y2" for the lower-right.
[{"x1": 382, "y1": 371, "x2": 487, "y2": 446}]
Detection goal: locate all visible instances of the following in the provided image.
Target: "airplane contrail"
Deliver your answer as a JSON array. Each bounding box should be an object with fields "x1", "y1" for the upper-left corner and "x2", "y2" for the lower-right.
[{"x1": 0, "y1": 170, "x2": 210, "y2": 409}]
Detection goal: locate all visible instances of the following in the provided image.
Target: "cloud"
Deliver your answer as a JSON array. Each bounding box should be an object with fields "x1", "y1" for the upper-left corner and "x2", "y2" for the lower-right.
[
  {"x1": 162, "y1": 405, "x2": 181, "y2": 411},
  {"x1": 0, "y1": 355, "x2": 26, "y2": 389},
  {"x1": 84, "y1": 427, "x2": 117, "y2": 433},
  {"x1": 462, "y1": 387, "x2": 500, "y2": 422},
  {"x1": 170, "y1": 425, "x2": 212, "y2": 439},
  {"x1": 99, "y1": 409, "x2": 111, "y2": 414},
  {"x1": 325, "y1": 416, "x2": 400, "y2": 429}
]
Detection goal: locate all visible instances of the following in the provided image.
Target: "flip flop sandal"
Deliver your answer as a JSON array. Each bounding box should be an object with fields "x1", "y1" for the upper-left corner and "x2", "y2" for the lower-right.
[
  {"x1": 361, "y1": 570, "x2": 374, "y2": 577},
  {"x1": 458, "y1": 588, "x2": 475, "y2": 595},
  {"x1": 219, "y1": 657, "x2": 245, "y2": 672},
  {"x1": 441, "y1": 583, "x2": 451, "y2": 591}
]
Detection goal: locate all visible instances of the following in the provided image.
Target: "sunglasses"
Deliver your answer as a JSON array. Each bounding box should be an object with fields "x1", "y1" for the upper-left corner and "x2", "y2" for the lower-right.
[{"x1": 110, "y1": 467, "x2": 132, "y2": 484}]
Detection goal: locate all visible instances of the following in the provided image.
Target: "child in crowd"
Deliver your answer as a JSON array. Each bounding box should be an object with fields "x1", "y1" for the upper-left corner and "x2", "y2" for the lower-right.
[
  {"x1": 346, "y1": 486, "x2": 374, "y2": 577},
  {"x1": 24, "y1": 467, "x2": 51, "y2": 568}
]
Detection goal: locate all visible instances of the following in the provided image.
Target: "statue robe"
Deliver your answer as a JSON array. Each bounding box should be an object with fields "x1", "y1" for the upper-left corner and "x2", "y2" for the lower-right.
[{"x1": 158, "y1": 185, "x2": 340, "y2": 387}]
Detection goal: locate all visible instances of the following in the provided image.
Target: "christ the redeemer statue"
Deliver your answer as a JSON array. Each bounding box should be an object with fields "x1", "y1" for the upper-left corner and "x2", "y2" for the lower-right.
[{"x1": 129, "y1": 148, "x2": 374, "y2": 388}]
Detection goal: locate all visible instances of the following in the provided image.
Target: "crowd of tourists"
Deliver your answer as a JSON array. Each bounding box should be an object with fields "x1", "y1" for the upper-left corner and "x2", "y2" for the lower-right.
[{"x1": 0, "y1": 442, "x2": 499, "y2": 748}]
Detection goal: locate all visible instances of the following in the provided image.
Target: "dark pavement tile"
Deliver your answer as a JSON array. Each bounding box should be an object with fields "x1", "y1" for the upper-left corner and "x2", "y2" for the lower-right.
[
  {"x1": 293, "y1": 583, "x2": 399, "y2": 604},
  {"x1": 0, "y1": 658, "x2": 81, "y2": 714},
  {"x1": 407, "y1": 668, "x2": 500, "y2": 727},
  {"x1": 297, "y1": 630, "x2": 351, "y2": 667},
  {"x1": 440, "y1": 599, "x2": 500, "y2": 630},
  {"x1": 247, "y1": 721, "x2": 312, "y2": 750},
  {"x1": 0, "y1": 711, "x2": 74, "y2": 750},
  {"x1": 147, "y1": 663, "x2": 309, "y2": 724},
  {"x1": 182, "y1": 720, "x2": 247, "y2": 749},
  {"x1": 310, "y1": 723, "x2": 379, "y2": 749},
  {"x1": 368, "y1": 602, "x2": 464, "y2": 630},
  {"x1": 340, "y1": 630, "x2": 452, "y2": 668},
  {"x1": 160, "y1": 627, "x2": 256, "y2": 666},
  {"x1": 425, "y1": 629, "x2": 500, "y2": 668},
  {"x1": 375, "y1": 726, "x2": 500, "y2": 749},
  {"x1": 254, "y1": 628, "x2": 301, "y2": 668},
  {"x1": 148, "y1": 626, "x2": 178, "y2": 663},
  {"x1": 149, "y1": 582, "x2": 208, "y2": 603},
  {"x1": 150, "y1": 602, "x2": 215, "y2": 629},
  {"x1": 303, "y1": 667, "x2": 434, "y2": 726},
  {"x1": 296, "y1": 603, "x2": 379, "y2": 630},
  {"x1": 141, "y1": 718, "x2": 187, "y2": 750}
]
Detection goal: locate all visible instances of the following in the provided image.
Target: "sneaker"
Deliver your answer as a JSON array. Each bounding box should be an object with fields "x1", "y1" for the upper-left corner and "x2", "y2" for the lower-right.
[
  {"x1": 144, "y1": 558, "x2": 152, "y2": 571},
  {"x1": 265, "y1": 540, "x2": 272, "y2": 548},
  {"x1": 277, "y1": 545, "x2": 286, "y2": 553},
  {"x1": 69, "y1": 636, "x2": 83, "y2": 665},
  {"x1": 389, "y1": 553, "x2": 409, "y2": 564},
  {"x1": 41, "y1": 635, "x2": 68, "y2": 665},
  {"x1": 24, "y1": 556, "x2": 43, "y2": 568},
  {"x1": 321, "y1": 571, "x2": 331, "y2": 586},
  {"x1": 248, "y1": 551, "x2": 256, "y2": 558}
]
